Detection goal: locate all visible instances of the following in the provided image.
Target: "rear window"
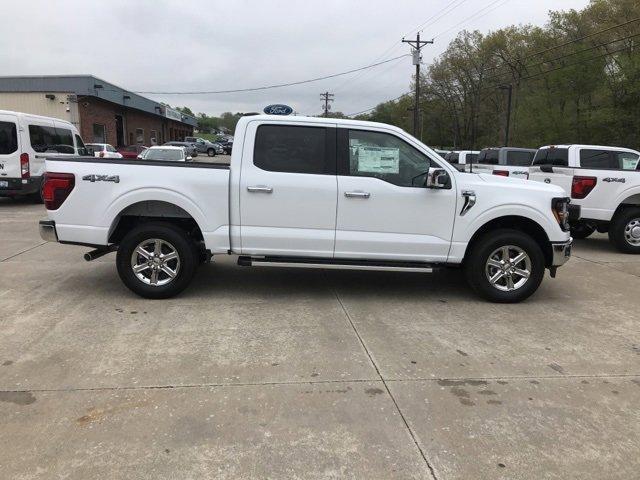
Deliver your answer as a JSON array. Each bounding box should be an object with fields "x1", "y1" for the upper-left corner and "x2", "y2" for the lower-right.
[
  {"x1": 506, "y1": 150, "x2": 535, "y2": 166},
  {"x1": 445, "y1": 152, "x2": 459, "y2": 164},
  {"x1": 143, "y1": 149, "x2": 184, "y2": 161},
  {"x1": 254, "y1": 125, "x2": 329, "y2": 174},
  {"x1": 0, "y1": 121, "x2": 18, "y2": 155},
  {"x1": 29, "y1": 125, "x2": 75, "y2": 154},
  {"x1": 478, "y1": 149, "x2": 499, "y2": 165},
  {"x1": 616, "y1": 151, "x2": 640, "y2": 170},
  {"x1": 532, "y1": 148, "x2": 569, "y2": 166}
]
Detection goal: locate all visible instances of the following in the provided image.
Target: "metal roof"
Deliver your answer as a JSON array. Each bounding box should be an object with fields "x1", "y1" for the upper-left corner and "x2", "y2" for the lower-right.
[{"x1": 0, "y1": 75, "x2": 197, "y2": 127}]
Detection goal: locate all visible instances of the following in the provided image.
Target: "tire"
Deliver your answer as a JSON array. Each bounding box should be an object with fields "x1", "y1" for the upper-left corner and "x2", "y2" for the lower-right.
[
  {"x1": 207, "y1": 148, "x2": 215, "y2": 157},
  {"x1": 464, "y1": 229, "x2": 545, "y2": 303},
  {"x1": 570, "y1": 222, "x2": 596, "y2": 239},
  {"x1": 116, "y1": 222, "x2": 198, "y2": 299},
  {"x1": 608, "y1": 207, "x2": 640, "y2": 254}
]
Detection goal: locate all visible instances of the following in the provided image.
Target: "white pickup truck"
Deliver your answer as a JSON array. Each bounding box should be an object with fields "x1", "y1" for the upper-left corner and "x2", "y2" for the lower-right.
[
  {"x1": 39, "y1": 115, "x2": 575, "y2": 303},
  {"x1": 529, "y1": 145, "x2": 640, "y2": 253}
]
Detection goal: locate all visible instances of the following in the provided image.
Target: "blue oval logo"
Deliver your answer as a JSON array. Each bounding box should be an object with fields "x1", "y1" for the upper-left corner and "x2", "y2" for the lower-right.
[{"x1": 264, "y1": 104, "x2": 293, "y2": 115}]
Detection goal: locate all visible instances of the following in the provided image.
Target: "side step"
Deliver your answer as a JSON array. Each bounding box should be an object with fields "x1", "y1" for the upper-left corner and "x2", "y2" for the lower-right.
[{"x1": 237, "y1": 256, "x2": 436, "y2": 273}]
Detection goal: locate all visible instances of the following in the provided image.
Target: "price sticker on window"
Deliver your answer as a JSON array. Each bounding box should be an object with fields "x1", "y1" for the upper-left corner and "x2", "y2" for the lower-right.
[{"x1": 354, "y1": 146, "x2": 400, "y2": 174}]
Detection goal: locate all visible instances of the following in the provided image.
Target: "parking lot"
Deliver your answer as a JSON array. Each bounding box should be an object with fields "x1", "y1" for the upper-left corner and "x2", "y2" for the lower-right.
[{"x1": 1, "y1": 198, "x2": 639, "y2": 480}]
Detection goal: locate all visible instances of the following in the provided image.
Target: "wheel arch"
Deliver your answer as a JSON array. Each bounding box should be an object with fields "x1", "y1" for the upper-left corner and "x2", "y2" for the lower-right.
[
  {"x1": 613, "y1": 192, "x2": 640, "y2": 217},
  {"x1": 463, "y1": 215, "x2": 553, "y2": 266},
  {"x1": 107, "y1": 200, "x2": 204, "y2": 244}
]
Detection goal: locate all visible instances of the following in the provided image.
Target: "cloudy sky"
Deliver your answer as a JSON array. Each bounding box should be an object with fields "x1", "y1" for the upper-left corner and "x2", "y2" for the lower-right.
[{"x1": 2, "y1": 0, "x2": 591, "y2": 117}]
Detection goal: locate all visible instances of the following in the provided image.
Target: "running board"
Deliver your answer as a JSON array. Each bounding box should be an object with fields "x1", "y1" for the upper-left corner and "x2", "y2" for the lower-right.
[{"x1": 237, "y1": 256, "x2": 436, "y2": 273}]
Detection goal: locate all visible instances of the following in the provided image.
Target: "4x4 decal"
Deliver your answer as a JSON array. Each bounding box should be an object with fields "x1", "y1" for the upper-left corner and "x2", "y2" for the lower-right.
[
  {"x1": 602, "y1": 177, "x2": 625, "y2": 183},
  {"x1": 82, "y1": 174, "x2": 120, "y2": 183}
]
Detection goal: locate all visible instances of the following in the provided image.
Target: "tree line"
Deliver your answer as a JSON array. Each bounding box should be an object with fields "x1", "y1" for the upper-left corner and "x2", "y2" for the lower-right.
[{"x1": 357, "y1": 0, "x2": 640, "y2": 151}]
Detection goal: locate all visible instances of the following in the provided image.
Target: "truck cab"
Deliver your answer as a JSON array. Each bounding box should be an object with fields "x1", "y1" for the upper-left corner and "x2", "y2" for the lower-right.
[{"x1": 474, "y1": 147, "x2": 537, "y2": 180}]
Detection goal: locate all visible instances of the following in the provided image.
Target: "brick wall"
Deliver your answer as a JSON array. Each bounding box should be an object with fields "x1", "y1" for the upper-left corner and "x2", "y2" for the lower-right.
[{"x1": 78, "y1": 96, "x2": 194, "y2": 147}]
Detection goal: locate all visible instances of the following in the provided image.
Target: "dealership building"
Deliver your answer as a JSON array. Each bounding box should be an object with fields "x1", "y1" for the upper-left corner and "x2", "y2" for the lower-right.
[{"x1": 0, "y1": 75, "x2": 197, "y2": 147}]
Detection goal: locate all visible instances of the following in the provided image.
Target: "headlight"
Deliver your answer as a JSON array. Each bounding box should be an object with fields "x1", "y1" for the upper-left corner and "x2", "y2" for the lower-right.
[{"x1": 552, "y1": 197, "x2": 571, "y2": 231}]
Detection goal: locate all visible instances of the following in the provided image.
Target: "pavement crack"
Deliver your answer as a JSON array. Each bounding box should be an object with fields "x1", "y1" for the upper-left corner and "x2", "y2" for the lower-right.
[
  {"x1": 328, "y1": 279, "x2": 439, "y2": 480},
  {"x1": 1, "y1": 241, "x2": 47, "y2": 262}
]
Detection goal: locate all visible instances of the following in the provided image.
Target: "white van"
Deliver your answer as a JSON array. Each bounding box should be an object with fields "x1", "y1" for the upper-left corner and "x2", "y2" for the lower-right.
[{"x1": 0, "y1": 110, "x2": 88, "y2": 200}]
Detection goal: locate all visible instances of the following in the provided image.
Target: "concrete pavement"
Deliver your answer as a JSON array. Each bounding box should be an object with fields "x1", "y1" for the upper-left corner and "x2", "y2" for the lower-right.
[{"x1": 1, "y1": 198, "x2": 639, "y2": 479}]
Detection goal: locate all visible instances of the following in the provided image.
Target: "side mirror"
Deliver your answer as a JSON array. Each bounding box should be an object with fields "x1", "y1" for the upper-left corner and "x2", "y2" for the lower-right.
[
  {"x1": 426, "y1": 168, "x2": 450, "y2": 189},
  {"x1": 137, "y1": 154, "x2": 143, "y2": 160}
]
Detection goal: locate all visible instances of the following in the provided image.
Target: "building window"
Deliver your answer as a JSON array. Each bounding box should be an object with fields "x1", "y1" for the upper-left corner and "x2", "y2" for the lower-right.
[
  {"x1": 93, "y1": 124, "x2": 106, "y2": 143},
  {"x1": 135, "y1": 128, "x2": 144, "y2": 145},
  {"x1": 150, "y1": 130, "x2": 157, "y2": 145}
]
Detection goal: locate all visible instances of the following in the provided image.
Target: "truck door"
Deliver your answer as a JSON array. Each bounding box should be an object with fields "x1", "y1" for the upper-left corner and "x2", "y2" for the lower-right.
[
  {"x1": 334, "y1": 127, "x2": 457, "y2": 262},
  {"x1": 239, "y1": 122, "x2": 337, "y2": 257}
]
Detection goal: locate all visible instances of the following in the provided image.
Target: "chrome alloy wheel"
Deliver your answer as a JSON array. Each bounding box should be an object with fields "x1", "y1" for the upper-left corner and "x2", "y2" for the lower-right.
[
  {"x1": 485, "y1": 245, "x2": 532, "y2": 292},
  {"x1": 624, "y1": 218, "x2": 640, "y2": 246},
  {"x1": 130, "y1": 238, "x2": 181, "y2": 286}
]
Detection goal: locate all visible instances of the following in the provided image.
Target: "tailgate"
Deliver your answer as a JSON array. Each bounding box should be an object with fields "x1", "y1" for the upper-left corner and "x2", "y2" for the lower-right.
[{"x1": 529, "y1": 166, "x2": 575, "y2": 196}]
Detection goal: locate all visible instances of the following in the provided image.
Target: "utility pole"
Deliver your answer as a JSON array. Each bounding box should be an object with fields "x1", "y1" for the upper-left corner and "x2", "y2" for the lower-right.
[
  {"x1": 499, "y1": 84, "x2": 513, "y2": 146},
  {"x1": 402, "y1": 32, "x2": 433, "y2": 136},
  {"x1": 320, "y1": 91, "x2": 334, "y2": 117}
]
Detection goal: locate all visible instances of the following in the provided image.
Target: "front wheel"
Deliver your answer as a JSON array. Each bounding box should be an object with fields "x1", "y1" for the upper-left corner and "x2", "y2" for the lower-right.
[
  {"x1": 207, "y1": 148, "x2": 215, "y2": 157},
  {"x1": 464, "y1": 229, "x2": 545, "y2": 303},
  {"x1": 608, "y1": 207, "x2": 640, "y2": 254},
  {"x1": 116, "y1": 222, "x2": 198, "y2": 298}
]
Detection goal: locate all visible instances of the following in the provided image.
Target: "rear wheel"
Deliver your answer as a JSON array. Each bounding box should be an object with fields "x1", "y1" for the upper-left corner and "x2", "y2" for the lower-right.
[
  {"x1": 116, "y1": 222, "x2": 198, "y2": 298},
  {"x1": 207, "y1": 148, "x2": 215, "y2": 157},
  {"x1": 464, "y1": 229, "x2": 545, "y2": 303},
  {"x1": 608, "y1": 207, "x2": 640, "y2": 254},
  {"x1": 570, "y1": 222, "x2": 596, "y2": 239}
]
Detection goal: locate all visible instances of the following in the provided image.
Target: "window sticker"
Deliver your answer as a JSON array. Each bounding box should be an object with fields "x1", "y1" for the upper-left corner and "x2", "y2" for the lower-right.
[
  {"x1": 622, "y1": 157, "x2": 639, "y2": 170},
  {"x1": 353, "y1": 146, "x2": 400, "y2": 174}
]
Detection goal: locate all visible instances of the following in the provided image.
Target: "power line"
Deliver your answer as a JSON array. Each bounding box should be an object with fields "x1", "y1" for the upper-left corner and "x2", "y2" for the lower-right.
[
  {"x1": 346, "y1": 91, "x2": 412, "y2": 117},
  {"x1": 403, "y1": 0, "x2": 471, "y2": 38},
  {"x1": 134, "y1": 54, "x2": 409, "y2": 95},
  {"x1": 433, "y1": 0, "x2": 512, "y2": 40}
]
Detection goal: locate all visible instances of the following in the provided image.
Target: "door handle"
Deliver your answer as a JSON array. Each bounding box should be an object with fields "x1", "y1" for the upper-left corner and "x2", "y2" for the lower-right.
[
  {"x1": 247, "y1": 185, "x2": 273, "y2": 193},
  {"x1": 344, "y1": 191, "x2": 370, "y2": 199}
]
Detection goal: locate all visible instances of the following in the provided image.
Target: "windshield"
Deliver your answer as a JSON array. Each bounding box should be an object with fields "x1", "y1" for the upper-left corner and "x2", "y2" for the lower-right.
[{"x1": 142, "y1": 149, "x2": 184, "y2": 161}]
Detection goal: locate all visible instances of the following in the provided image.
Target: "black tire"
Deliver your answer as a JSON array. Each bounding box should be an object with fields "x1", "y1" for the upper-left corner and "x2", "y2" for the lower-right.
[
  {"x1": 464, "y1": 229, "x2": 545, "y2": 303},
  {"x1": 608, "y1": 207, "x2": 640, "y2": 254},
  {"x1": 116, "y1": 222, "x2": 198, "y2": 299},
  {"x1": 570, "y1": 222, "x2": 596, "y2": 240},
  {"x1": 207, "y1": 148, "x2": 215, "y2": 157}
]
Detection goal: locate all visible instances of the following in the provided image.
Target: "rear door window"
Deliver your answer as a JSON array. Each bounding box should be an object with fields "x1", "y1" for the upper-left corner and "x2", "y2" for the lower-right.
[
  {"x1": 506, "y1": 150, "x2": 535, "y2": 166},
  {"x1": 579, "y1": 149, "x2": 617, "y2": 169},
  {"x1": 254, "y1": 125, "x2": 333, "y2": 174},
  {"x1": 29, "y1": 125, "x2": 75, "y2": 154},
  {"x1": 445, "y1": 152, "x2": 459, "y2": 164},
  {"x1": 532, "y1": 148, "x2": 569, "y2": 166},
  {"x1": 466, "y1": 153, "x2": 478, "y2": 164},
  {"x1": 0, "y1": 121, "x2": 18, "y2": 154}
]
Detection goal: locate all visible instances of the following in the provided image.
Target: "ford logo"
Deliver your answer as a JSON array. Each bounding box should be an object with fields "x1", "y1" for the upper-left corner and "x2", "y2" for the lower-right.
[{"x1": 264, "y1": 104, "x2": 293, "y2": 115}]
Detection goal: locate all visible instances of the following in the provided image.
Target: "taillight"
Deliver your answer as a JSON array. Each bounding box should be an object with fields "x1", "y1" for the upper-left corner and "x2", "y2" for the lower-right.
[
  {"x1": 42, "y1": 172, "x2": 75, "y2": 210},
  {"x1": 20, "y1": 153, "x2": 30, "y2": 179},
  {"x1": 493, "y1": 170, "x2": 509, "y2": 177},
  {"x1": 571, "y1": 176, "x2": 597, "y2": 199}
]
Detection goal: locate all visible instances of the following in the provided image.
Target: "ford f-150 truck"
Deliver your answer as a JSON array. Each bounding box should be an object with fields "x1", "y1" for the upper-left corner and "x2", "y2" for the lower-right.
[
  {"x1": 39, "y1": 115, "x2": 575, "y2": 302},
  {"x1": 529, "y1": 144, "x2": 640, "y2": 253}
]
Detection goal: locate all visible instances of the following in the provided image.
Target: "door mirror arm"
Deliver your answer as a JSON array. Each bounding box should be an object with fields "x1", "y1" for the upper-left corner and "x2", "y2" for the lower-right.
[{"x1": 426, "y1": 168, "x2": 451, "y2": 189}]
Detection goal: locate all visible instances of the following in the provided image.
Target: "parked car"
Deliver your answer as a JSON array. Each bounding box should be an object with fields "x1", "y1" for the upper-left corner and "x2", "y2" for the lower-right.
[
  {"x1": 184, "y1": 136, "x2": 218, "y2": 157},
  {"x1": 118, "y1": 144, "x2": 148, "y2": 159},
  {"x1": 211, "y1": 142, "x2": 225, "y2": 155},
  {"x1": 163, "y1": 141, "x2": 198, "y2": 157},
  {"x1": 217, "y1": 140, "x2": 233, "y2": 154},
  {"x1": 529, "y1": 144, "x2": 640, "y2": 253},
  {"x1": 39, "y1": 115, "x2": 574, "y2": 303},
  {"x1": 0, "y1": 109, "x2": 88, "y2": 200},
  {"x1": 444, "y1": 150, "x2": 480, "y2": 172},
  {"x1": 139, "y1": 146, "x2": 192, "y2": 162},
  {"x1": 86, "y1": 143, "x2": 123, "y2": 159},
  {"x1": 473, "y1": 147, "x2": 537, "y2": 179}
]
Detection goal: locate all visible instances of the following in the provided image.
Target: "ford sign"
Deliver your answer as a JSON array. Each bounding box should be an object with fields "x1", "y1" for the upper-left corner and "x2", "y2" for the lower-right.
[{"x1": 264, "y1": 104, "x2": 293, "y2": 115}]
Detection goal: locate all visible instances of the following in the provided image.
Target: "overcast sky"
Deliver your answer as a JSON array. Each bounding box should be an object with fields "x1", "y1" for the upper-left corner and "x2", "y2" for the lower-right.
[{"x1": 2, "y1": 0, "x2": 591, "y2": 117}]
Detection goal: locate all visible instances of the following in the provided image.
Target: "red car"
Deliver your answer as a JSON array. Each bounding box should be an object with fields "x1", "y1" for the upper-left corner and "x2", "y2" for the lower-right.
[{"x1": 118, "y1": 145, "x2": 148, "y2": 159}]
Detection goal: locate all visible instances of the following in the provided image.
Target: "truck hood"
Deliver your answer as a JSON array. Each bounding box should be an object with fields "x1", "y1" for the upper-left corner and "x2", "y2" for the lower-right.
[{"x1": 471, "y1": 173, "x2": 566, "y2": 196}]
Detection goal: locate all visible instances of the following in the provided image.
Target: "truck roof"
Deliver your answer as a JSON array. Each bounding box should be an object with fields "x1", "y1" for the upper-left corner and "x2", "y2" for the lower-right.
[
  {"x1": 539, "y1": 144, "x2": 639, "y2": 152},
  {"x1": 235, "y1": 114, "x2": 409, "y2": 135}
]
